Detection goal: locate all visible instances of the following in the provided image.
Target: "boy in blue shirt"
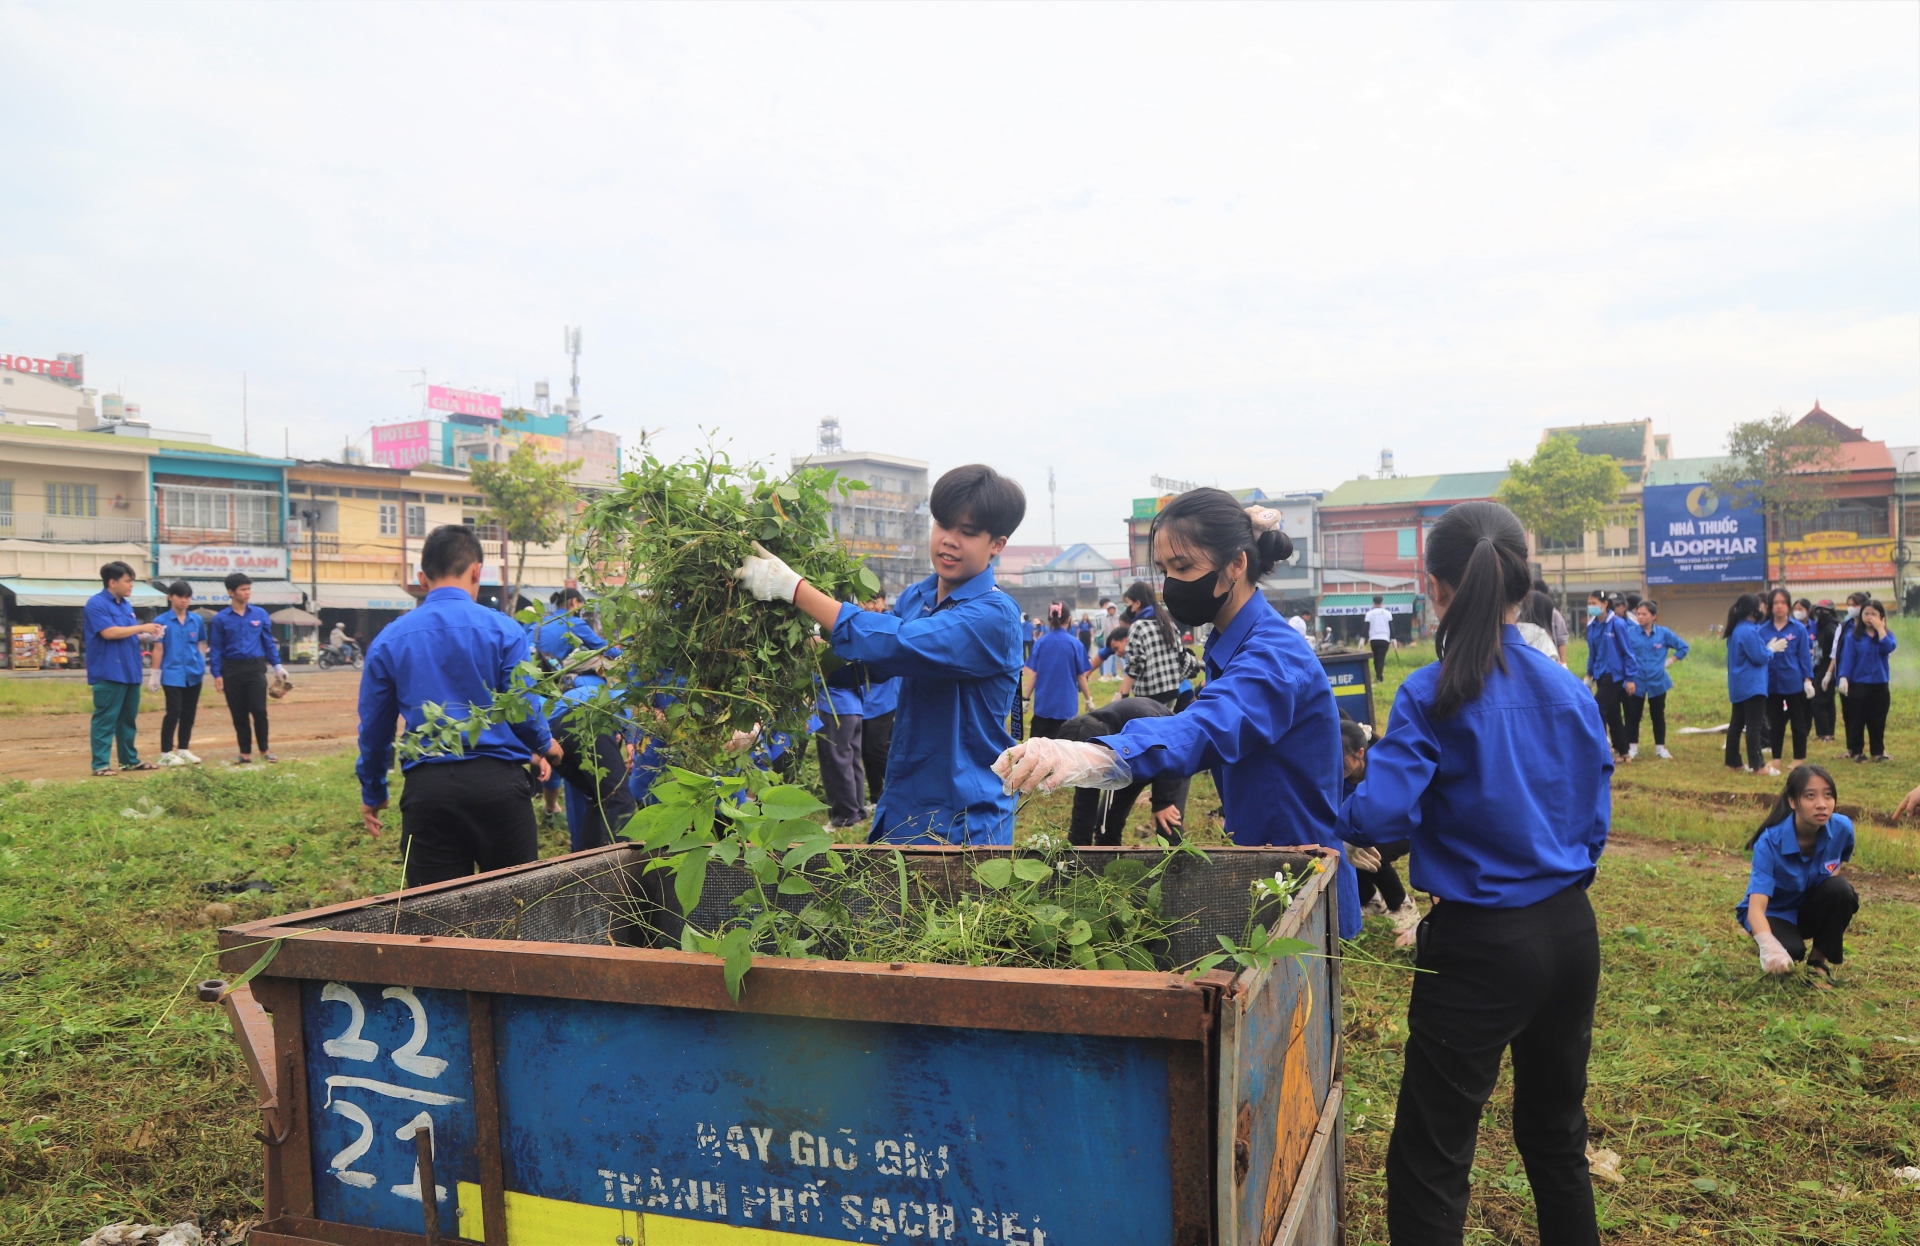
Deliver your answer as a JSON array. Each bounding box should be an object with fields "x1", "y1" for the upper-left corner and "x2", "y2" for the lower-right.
[
  {"x1": 83, "y1": 560, "x2": 162, "y2": 775},
  {"x1": 147, "y1": 580, "x2": 208, "y2": 765},
  {"x1": 357, "y1": 526, "x2": 563, "y2": 886},
  {"x1": 207, "y1": 572, "x2": 287, "y2": 763},
  {"x1": 734, "y1": 464, "x2": 1025, "y2": 845}
]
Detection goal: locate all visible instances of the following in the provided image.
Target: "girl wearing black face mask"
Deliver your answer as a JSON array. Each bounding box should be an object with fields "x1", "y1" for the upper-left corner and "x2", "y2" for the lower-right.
[{"x1": 993, "y1": 488, "x2": 1361, "y2": 941}]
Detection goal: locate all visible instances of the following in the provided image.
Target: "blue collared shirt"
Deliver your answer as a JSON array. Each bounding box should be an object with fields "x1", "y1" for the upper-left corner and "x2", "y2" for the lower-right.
[
  {"x1": 157, "y1": 610, "x2": 207, "y2": 686},
  {"x1": 1726, "y1": 620, "x2": 1770, "y2": 702},
  {"x1": 1025, "y1": 627, "x2": 1087, "y2": 720},
  {"x1": 355, "y1": 586, "x2": 554, "y2": 806},
  {"x1": 1583, "y1": 613, "x2": 1606, "y2": 678},
  {"x1": 83, "y1": 589, "x2": 144, "y2": 685},
  {"x1": 530, "y1": 610, "x2": 614, "y2": 662},
  {"x1": 1738, "y1": 813, "x2": 1853, "y2": 929},
  {"x1": 1339, "y1": 624, "x2": 1613, "y2": 909},
  {"x1": 1762, "y1": 617, "x2": 1813, "y2": 694},
  {"x1": 1094, "y1": 593, "x2": 1361, "y2": 939},
  {"x1": 206, "y1": 603, "x2": 282, "y2": 675},
  {"x1": 1836, "y1": 628, "x2": 1896, "y2": 685},
  {"x1": 829, "y1": 564, "x2": 1023, "y2": 845},
  {"x1": 1626, "y1": 623, "x2": 1688, "y2": 697},
  {"x1": 862, "y1": 676, "x2": 900, "y2": 719}
]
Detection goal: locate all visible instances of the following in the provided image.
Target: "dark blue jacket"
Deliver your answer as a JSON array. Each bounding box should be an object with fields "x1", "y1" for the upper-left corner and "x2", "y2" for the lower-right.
[
  {"x1": 1761, "y1": 617, "x2": 1813, "y2": 695},
  {"x1": 206, "y1": 604, "x2": 282, "y2": 675},
  {"x1": 1836, "y1": 627, "x2": 1896, "y2": 685},
  {"x1": 1339, "y1": 624, "x2": 1612, "y2": 909},
  {"x1": 1726, "y1": 620, "x2": 1771, "y2": 703}
]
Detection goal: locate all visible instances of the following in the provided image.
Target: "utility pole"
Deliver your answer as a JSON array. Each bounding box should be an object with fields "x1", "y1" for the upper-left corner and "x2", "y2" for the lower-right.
[
  {"x1": 242, "y1": 372, "x2": 249, "y2": 453},
  {"x1": 300, "y1": 506, "x2": 321, "y2": 612},
  {"x1": 1048, "y1": 467, "x2": 1057, "y2": 548}
]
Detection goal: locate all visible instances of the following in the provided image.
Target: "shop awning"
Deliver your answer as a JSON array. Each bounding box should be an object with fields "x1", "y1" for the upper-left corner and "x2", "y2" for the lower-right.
[
  {"x1": 1318, "y1": 592, "x2": 1417, "y2": 617},
  {"x1": 269, "y1": 607, "x2": 322, "y2": 626},
  {"x1": 179, "y1": 579, "x2": 306, "y2": 607},
  {"x1": 314, "y1": 585, "x2": 419, "y2": 612},
  {"x1": 1, "y1": 578, "x2": 168, "y2": 607}
]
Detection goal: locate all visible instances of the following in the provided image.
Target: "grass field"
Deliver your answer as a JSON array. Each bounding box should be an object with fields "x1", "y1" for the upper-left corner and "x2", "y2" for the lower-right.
[
  {"x1": 0, "y1": 678, "x2": 159, "y2": 718},
  {"x1": 1, "y1": 623, "x2": 1916, "y2": 1243}
]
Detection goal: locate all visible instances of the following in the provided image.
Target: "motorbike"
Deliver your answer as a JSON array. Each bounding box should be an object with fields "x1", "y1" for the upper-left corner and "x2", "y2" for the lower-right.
[{"x1": 316, "y1": 641, "x2": 363, "y2": 670}]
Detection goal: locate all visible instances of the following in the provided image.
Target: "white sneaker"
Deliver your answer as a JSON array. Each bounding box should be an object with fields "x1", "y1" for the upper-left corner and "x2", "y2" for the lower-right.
[
  {"x1": 1654, "y1": 745, "x2": 1672, "y2": 760},
  {"x1": 178, "y1": 749, "x2": 202, "y2": 765},
  {"x1": 156, "y1": 752, "x2": 179, "y2": 766},
  {"x1": 1627, "y1": 743, "x2": 1638, "y2": 760}
]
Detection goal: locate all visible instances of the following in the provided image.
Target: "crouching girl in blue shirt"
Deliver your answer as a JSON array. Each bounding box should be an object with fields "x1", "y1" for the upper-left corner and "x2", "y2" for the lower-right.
[
  {"x1": 988, "y1": 488, "x2": 1361, "y2": 941},
  {"x1": 1338, "y1": 501, "x2": 1613, "y2": 1246},
  {"x1": 1740, "y1": 763, "x2": 1857, "y2": 986}
]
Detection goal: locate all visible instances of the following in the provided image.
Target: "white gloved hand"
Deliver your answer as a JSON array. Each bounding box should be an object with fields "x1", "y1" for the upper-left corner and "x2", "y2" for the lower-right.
[
  {"x1": 991, "y1": 738, "x2": 1133, "y2": 794},
  {"x1": 1837, "y1": 678, "x2": 1849, "y2": 697},
  {"x1": 273, "y1": 664, "x2": 289, "y2": 680},
  {"x1": 1766, "y1": 637, "x2": 1790, "y2": 654},
  {"x1": 1347, "y1": 844, "x2": 1383, "y2": 872},
  {"x1": 146, "y1": 671, "x2": 161, "y2": 691},
  {"x1": 1753, "y1": 928, "x2": 1794, "y2": 975},
  {"x1": 732, "y1": 541, "x2": 803, "y2": 603},
  {"x1": 1802, "y1": 679, "x2": 1815, "y2": 699}
]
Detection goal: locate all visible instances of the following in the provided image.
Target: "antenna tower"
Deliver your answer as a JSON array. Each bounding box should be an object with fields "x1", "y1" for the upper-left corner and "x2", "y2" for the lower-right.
[
  {"x1": 1048, "y1": 466, "x2": 1057, "y2": 548},
  {"x1": 817, "y1": 416, "x2": 843, "y2": 455},
  {"x1": 564, "y1": 326, "x2": 583, "y2": 401}
]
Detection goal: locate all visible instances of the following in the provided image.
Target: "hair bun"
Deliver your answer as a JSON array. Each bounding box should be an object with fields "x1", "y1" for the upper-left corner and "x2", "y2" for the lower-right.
[{"x1": 1258, "y1": 527, "x2": 1294, "y2": 564}]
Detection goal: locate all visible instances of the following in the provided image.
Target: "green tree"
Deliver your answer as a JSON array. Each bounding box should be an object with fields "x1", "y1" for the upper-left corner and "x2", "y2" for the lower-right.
[
  {"x1": 468, "y1": 441, "x2": 582, "y2": 612},
  {"x1": 1703, "y1": 411, "x2": 1841, "y2": 593},
  {"x1": 1497, "y1": 434, "x2": 1629, "y2": 602}
]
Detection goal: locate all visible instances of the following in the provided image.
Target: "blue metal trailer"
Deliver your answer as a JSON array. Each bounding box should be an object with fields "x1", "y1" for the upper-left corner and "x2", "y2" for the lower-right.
[{"x1": 214, "y1": 842, "x2": 1344, "y2": 1246}]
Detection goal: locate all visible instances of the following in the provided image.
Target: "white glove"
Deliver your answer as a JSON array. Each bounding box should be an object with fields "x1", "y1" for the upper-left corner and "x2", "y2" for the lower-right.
[
  {"x1": 146, "y1": 671, "x2": 161, "y2": 691},
  {"x1": 273, "y1": 664, "x2": 288, "y2": 680},
  {"x1": 732, "y1": 541, "x2": 803, "y2": 603},
  {"x1": 1803, "y1": 679, "x2": 1815, "y2": 699},
  {"x1": 1837, "y1": 678, "x2": 1849, "y2": 697},
  {"x1": 1347, "y1": 844, "x2": 1383, "y2": 872},
  {"x1": 1766, "y1": 637, "x2": 1790, "y2": 654},
  {"x1": 991, "y1": 739, "x2": 1133, "y2": 794},
  {"x1": 1753, "y1": 927, "x2": 1793, "y2": 975}
]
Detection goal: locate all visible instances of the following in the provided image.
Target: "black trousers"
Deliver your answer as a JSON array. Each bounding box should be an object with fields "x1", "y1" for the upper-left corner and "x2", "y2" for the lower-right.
[
  {"x1": 1810, "y1": 660, "x2": 1837, "y2": 737},
  {"x1": 1621, "y1": 692, "x2": 1666, "y2": 747},
  {"x1": 1766, "y1": 690, "x2": 1810, "y2": 761},
  {"x1": 1371, "y1": 638, "x2": 1391, "y2": 680},
  {"x1": 1753, "y1": 875, "x2": 1858, "y2": 965},
  {"x1": 554, "y1": 728, "x2": 637, "y2": 850},
  {"x1": 1068, "y1": 774, "x2": 1190, "y2": 847},
  {"x1": 1028, "y1": 715, "x2": 1069, "y2": 740},
  {"x1": 221, "y1": 658, "x2": 270, "y2": 754},
  {"x1": 1388, "y1": 885, "x2": 1600, "y2": 1246},
  {"x1": 399, "y1": 756, "x2": 541, "y2": 888},
  {"x1": 1594, "y1": 676, "x2": 1628, "y2": 755},
  {"x1": 1843, "y1": 683, "x2": 1890, "y2": 757},
  {"x1": 1354, "y1": 840, "x2": 1410, "y2": 910},
  {"x1": 862, "y1": 711, "x2": 894, "y2": 804},
  {"x1": 161, "y1": 682, "x2": 202, "y2": 753},
  {"x1": 1725, "y1": 695, "x2": 1768, "y2": 770},
  {"x1": 813, "y1": 712, "x2": 866, "y2": 825}
]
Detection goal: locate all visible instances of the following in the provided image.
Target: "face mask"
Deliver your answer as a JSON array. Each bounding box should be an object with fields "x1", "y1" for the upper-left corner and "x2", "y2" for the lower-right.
[
  {"x1": 1792, "y1": 609, "x2": 1807, "y2": 622},
  {"x1": 1846, "y1": 606, "x2": 1859, "y2": 619},
  {"x1": 1161, "y1": 570, "x2": 1230, "y2": 628},
  {"x1": 1587, "y1": 605, "x2": 1602, "y2": 618}
]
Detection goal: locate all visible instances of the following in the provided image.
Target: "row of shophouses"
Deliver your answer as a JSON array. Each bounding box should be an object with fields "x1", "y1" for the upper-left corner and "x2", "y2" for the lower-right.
[
  {"x1": 1121, "y1": 408, "x2": 1918, "y2": 640},
  {"x1": 0, "y1": 418, "x2": 601, "y2": 665}
]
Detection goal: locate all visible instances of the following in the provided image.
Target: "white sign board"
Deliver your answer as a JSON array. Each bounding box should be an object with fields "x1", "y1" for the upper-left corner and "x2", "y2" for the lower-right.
[{"x1": 158, "y1": 545, "x2": 289, "y2": 579}]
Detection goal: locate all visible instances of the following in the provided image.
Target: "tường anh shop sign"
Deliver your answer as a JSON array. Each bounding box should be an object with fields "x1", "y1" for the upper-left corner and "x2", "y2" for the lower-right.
[{"x1": 158, "y1": 545, "x2": 288, "y2": 579}]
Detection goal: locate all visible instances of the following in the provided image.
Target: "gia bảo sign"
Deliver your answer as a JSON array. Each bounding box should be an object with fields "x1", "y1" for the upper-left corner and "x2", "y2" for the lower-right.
[
  {"x1": 372, "y1": 421, "x2": 435, "y2": 468},
  {"x1": 158, "y1": 545, "x2": 288, "y2": 579},
  {"x1": 2, "y1": 353, "x2": 83, "y2": 381},
  {"x1": 427, "y1": 385, "x2": 502, "y2": 420}
]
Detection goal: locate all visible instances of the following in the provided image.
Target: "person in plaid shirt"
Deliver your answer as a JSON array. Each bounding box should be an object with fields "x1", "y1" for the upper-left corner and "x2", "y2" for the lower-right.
[{"x1": 1116, "y1": 579, "x2": 1198, "y2": 706}]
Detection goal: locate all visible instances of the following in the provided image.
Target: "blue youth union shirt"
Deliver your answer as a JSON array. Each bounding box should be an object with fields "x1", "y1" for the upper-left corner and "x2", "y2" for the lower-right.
[
  {"x1": 1025, "y1": 627, "x2": 1087, "y2": 720},
  {"x1": 1738, "y1": 813, "x2": 1853, "y2": 929},
  {"x1": 1627, "y1": 624, "x2": 1688, "y2": 697},
  {"x1": 158, "y1": 611, "x2": 207, "y2": 686},
  {"x1": 829, "y1": 564, "x2": 1023, "y2": 846},
  {"x1": 1762, "y1": 618, "x2": 1813, "y2": 694},
  {"x1": 1340, "y1": 624, "x2": 1612, "y2": 908},
  {"x1": 83, "y1": 589, "x2": 144, "y2": 685},
  {"x1": 1836, "y1": 628, "x2": 1896, "y2": 685},
  {"x1": 862, "y1": 675, "x2": 901, "y2": 719},
  {"x1": 355, "y1": 586, "x2": 555, "y2": 807},
  {"x1": 1726, "y1": 620, "x2": 1771, "y2": 703},
  {"x1": 206, "y1": 603, "x2": 282, "y2": 675},
  {"x1": 1093, "y1": 593, "x2": 1362, "y2": 939}
]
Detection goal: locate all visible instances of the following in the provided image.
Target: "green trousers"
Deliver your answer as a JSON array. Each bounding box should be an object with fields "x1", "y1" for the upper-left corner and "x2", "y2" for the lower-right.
[{"x1": 91, "y1": 680, "x2": 142, "y2": 770}]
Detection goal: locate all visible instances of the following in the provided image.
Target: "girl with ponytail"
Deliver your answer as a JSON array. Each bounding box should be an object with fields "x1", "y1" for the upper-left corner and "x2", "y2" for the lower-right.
[
  {"x1": 1739, "y1": 763, "x2": 1857, "y2": 984},
  {"x1": 993, "y1": 488, "x2": 1361, "y2": 940},
  {"x1": 1336, "y1": 500, "x2": 1613, "y2": 1244}
]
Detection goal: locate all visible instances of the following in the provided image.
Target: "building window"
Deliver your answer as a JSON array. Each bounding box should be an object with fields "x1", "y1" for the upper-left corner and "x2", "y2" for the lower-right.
[
  {"x1": 1537, "y1": 531, "x2": 1583, "y2": 553},
  {"x1": 0, "y1": 479, "x2": 12, "y2": 516},
  {"x1": 1396, "y1": 528, "x2": 1417, "y2": 559},
  {"x1": 425, "y1": 493, "x2": 446, "y2": 505},
  {"x1": 1602, "y1": 525, "x2": 1638, "y2": 556},
  {"x1": 46, "y1": 483, "x2": 98, "y2": 518},
  {"x1": 233, "y1": 492, "x2": 275, "y2": 542},
  {"x1": 464, "y1": 514, "x2": 502, "y2": 542},
  {"x1": 1323, "y1": 531, "x2": 1365, "y2": 570},
  {"x1": 379, "y1": 504, "x2": 399, "y2": 536},
  {"x1": 406, "y1": 504, "x2": 426, "y2": 537},
  {"x1": 1780, "y1": 505, "x2": 1891, "y2": 542}
]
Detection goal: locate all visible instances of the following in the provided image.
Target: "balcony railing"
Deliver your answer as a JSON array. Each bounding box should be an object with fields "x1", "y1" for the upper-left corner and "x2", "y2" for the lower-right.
[
  {"x1": 158, "y1": 524, "x2": 283, "y2": 546},
  {"x1": 0, "y1": 513, "x2": 149, "y2": 544}
]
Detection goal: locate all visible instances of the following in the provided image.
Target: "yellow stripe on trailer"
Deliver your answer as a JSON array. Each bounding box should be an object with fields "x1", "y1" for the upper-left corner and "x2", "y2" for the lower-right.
[{"x1": 456, "y1": 1182, "x2": 843, "y2": 1246}]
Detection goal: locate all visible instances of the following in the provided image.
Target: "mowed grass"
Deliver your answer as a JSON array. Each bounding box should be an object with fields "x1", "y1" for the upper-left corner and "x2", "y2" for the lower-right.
[
  {"x1": 1, "y1": 628, "x2": 1915, "y2": 1243},
  {"x1": 0, "y1": 677, "x2": 160, "y2": 718}
]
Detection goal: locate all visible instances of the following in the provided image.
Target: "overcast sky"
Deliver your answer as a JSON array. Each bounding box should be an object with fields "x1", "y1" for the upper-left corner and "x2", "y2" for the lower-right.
[{"x1": 3, "y1": 2, "x2": 1915, "y2": 552}]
